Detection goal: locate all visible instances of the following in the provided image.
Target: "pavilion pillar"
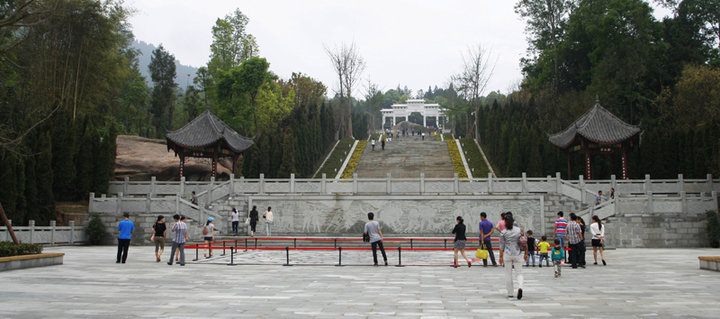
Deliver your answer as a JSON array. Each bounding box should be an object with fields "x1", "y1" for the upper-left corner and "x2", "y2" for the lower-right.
[
  {"x1": 382, "y1": 115, "x2": 386, "y2": 128},
  {"x1": 211, "y1": 149, "x2": 218, "y2": 178},
  {"x1": 621, "y1": 148, "x2": 629, "y2": 180},
  {"x1": 392, "y1": 117, "x2": 396, "y2": 125},
  {"x1": 423, "y1": 116, "x2": 426, "y2": 127},
  {"x1": 179, "y1": 154, "x2": 185, "y2": 180},
  {"x1": 585, "y1": 152, "x2": 592, "y2": 180}
]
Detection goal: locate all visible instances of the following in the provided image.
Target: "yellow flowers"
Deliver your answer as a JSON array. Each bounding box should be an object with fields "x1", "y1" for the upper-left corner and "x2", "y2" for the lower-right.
[
  {"x1": 446, "y1": 140, "x2": 468, "y2": 178},
  {"x1": 341, "y1": 140, "x2": 367, "y2": 179}
]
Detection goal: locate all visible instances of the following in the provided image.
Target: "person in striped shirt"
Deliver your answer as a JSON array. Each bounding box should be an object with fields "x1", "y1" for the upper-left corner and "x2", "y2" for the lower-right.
[
  {"x1": 168, "y1": 214, "x2": 188, "y2": 266},
  {"x1": 554, "y1": 211, "x2": 568, "y2": 262}
]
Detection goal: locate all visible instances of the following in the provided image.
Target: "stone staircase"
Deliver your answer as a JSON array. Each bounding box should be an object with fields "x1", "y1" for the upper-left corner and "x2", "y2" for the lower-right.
[{"x1": 354, "y1": 135, "x2": 455, "y2": 178}]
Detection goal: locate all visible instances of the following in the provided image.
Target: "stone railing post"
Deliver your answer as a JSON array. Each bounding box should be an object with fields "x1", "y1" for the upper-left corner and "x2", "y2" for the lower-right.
[
  {"x1": 488, "y1": 173, "x2": 494, "y2": 194},
  {"x1": 230, "y1": 173, "x2": 235, "y2": 195},
  {"x1": 712, "y1": 191, "x2": 718, "y2": 213},
  {"x1": 680, "y1": 191, "x2": 687, "y2": 214},
  {"x1": 678, "y1": 174, "x2": 684, "y2": 194},
  {"x1": 647, "y1": 192, "x2": 654, "y2": 213},
  {"x1": 50, "y1": 220, "x2": 56, "y2": 246},
  {"x1": 645, "y1": 174, "x2": 651, "y2": 194},
  {"x1": 386, "y1": 173, "x2": 392, "y2": 195},
  {"x1": 117, "y1": 192, "x2": 124, "y2": 216},
  {"x1": 521, "y1": 172, "x2": 528, "y2": 194},
  {"x1": 4, "y1": 219, "x2": 10, "y2": 242},
  {"x1": 707, "y1": 174, "x2": 713, "y2": 193},
  {"x1": 89, "y1": 192, "x2": 95, "y2": 213},
  {"x1": 150, "y1": 176, "x2": 156, "y2": 198},
  {"x1": 610, "y1": 174, "x2": 616, "y2": 191},
  {"x1": 123, "y1": 176, "x2": 129, "y2": 195},
  {"x1": 555, "y1": 172, "x2": 561, "y2": 194},
  {"x1": 259, "y1": 174, "x2": 265, "y2": 195},
  {"x1": 145, "y1": 194, "x2": 151, "y2": 215},
  {"x1": 453, "y1": 173, "x2": 459, "y2": 195},
  {"x1": 69, "y1": 221, "x2": 75, "y2": 244},
  {"x1": 321, "y1": 173, "x2": 327, "y2": 194},
  {"x1": 209, "y1": 176, "x2": 215, "y2": 202},
  {"x1": 290, "y1": 173, "x2": 296, "y2": 194},
  {"x1": 29, "y1": 220, "x2": 35, "y2": 244},
  {"x1": 175, "y1": 194, "x2": 180, "y2": 214},
  {"x1": 238, "y1": 176, "x2": 245, "y2": 195},
  {"x1": 353, "y1": 173, "x2": 358, "y2": 194},
  {"x1": 579, "y1": 175, "x2": 584, "y2": 187},
  {"x1": 420, "y1": 173, "x2": 425, "y2": 195},
  {"x1": 180, "y1": 176, "x2": 186, "y2": 196}
]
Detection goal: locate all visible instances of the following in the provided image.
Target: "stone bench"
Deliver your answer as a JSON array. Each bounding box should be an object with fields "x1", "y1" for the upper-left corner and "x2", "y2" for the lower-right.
[{"x1": 698, "y1": 256, "x2": 720, "y2": 272}]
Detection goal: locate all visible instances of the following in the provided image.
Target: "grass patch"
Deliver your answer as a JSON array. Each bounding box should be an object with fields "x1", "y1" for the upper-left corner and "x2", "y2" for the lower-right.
[
  {"x1": 460, "y1": 138, "x2": 491, "y2": 177},
  {"x1": 340, "y1": 140, "x2": 367, "y2": 179},
  {"x1": 316, "y1": 138, "x2": 355, "y2": 178},
  {"x1": 446, "y1": 139, "x2": 468, "y2": 178}
]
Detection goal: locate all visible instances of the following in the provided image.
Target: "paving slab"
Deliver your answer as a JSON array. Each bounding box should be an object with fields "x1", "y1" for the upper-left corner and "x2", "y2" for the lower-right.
[{"x1": 0, "y1": 246, "x2": 719, "y2": 318}]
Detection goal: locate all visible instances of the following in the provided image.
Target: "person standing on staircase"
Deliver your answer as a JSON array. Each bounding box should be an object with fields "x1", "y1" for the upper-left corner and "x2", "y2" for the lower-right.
[
  {"x1": 231, "y1": 208, "x2": 239, "y2": 235},
  {"x1": 249, "y1": 206, "x2": 259, "y2": 237},
  {"x1": 263, "y1": 207, "x2": 274, "y2": 236}
]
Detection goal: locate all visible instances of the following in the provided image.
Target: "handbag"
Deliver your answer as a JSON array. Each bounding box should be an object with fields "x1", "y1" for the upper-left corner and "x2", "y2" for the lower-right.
[
  {"x1": 362, "y1": 233, "x2": 370, "y2": 242},
  {"x1": 476, "y1": 243, "x2": 488, "y2": 259},
  {"x1": 518, "y1": 228, "x2": 529, "y2": 252},
  {"x1": 244, "y1": 218, "x2": 250, "y2": 225}
]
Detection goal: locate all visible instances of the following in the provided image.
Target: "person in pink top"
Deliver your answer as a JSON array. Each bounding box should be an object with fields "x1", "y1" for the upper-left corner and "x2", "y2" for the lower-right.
[{"x1": 496, "y1": 212, "x2": 507, "y2": 233}]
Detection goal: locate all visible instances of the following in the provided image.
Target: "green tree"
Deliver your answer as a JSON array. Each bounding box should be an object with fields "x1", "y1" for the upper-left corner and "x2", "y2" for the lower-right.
[
  {"x1": 149, "y1": 44, "x2": 177, "y2": 137},
  {"x1": 208, "y1": 9, "x2": 259, "y2": 79}
]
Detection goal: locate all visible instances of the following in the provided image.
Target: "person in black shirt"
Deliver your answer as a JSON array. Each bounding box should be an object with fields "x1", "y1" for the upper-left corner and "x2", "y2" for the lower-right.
[
  {"x1": 452, "y1": 216, "x2": 471, "y2": 268},
  {"x1": 249, "y1": 206, "x2": 259, "y2": 237},
  {"x1": 151, "y1": 215, "x2": 166, "y2": 262}
]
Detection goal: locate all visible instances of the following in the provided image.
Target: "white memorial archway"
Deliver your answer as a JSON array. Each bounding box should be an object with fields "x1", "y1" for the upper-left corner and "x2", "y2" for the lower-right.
[{"x1": 380, "y1": 99, "x2": 446, "y2": 129}]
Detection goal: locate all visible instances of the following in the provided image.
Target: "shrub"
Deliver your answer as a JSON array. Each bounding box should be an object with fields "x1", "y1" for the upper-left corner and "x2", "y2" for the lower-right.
[
  {"x1": 86, "y1": 213, "x2": 107, "y2": 245},
  {"x1": 707, "y1": 210, "x2": 720, "y2": 248},
  {"x1": 0, "y1": 241, "x2": 43, "y2": 257},
  {"x1": 447, "y1": 140, "x2": 468, "y2": 178},
  {"x1": 317, "y1": 138, "x2": 355, "y2": 178},
  {"x1": 341, "y1": 140, "x2": 367, "y2": 179}
]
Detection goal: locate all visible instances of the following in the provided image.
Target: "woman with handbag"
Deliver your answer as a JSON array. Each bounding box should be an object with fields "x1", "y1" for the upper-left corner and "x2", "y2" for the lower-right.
[
  {"x1": 499, "y1": 214, "x2": 528, "y2": 300},
  {"x1": 591, "y1": 215, "x2": 607, "y2": 265},
  {"x1": 452, "y1": 216, "x2": 471, "y2": 268},
  {"x1": 249, "y1": 206, "x2": 259, "y2": 237}
]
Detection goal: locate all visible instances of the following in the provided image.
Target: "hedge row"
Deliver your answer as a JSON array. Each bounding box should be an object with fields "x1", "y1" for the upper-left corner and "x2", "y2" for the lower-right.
[
  {"x1": 446, "y1": 140, "x2": 468, "y2": 178},
  {"x1": 341, "y1": 140, "x2": 367, "y2": 179},
  {"x1": 0, "y1": 241, "x2": 43, "y2": 257}
]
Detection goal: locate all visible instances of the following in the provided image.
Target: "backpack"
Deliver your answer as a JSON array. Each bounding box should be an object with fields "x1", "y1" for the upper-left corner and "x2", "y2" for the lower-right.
[
  {"x1": 202, "y1": 226, "x2": 209, "y2": 235},
  {"x1": 518, "y1": 229, "x2": 528, "y2": 252}
]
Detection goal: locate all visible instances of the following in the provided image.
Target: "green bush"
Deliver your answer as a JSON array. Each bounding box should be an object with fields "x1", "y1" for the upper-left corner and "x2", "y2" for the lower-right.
[
  {"x1": 707, "y1": 210, "x2": 720, "y2": 248},
  {"x1": 0, "y1": 241, "x2": 43, "y2": 257},
  {"x1": 86, "y1": 213, "x2": 107, "y2": 245}
]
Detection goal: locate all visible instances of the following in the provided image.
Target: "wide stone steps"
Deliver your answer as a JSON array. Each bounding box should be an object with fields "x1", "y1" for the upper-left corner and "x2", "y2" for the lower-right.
[{"x1": 354, "y1": 135, "x2": 455, "y2": 178}]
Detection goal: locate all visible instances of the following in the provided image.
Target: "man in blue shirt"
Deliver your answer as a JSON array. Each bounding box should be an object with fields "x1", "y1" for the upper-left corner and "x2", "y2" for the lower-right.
[
  {"x1": 478, "y1": 212, "x2": 497, "y2": 267},
  {"x1": 116, "y1": 212, "x2": 135, "y2": 264}
]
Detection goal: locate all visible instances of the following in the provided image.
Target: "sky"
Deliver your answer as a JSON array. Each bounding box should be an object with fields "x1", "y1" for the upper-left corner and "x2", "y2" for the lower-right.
[{"x1": 127, "y1": 0, "x2": 671, "y2": 98}]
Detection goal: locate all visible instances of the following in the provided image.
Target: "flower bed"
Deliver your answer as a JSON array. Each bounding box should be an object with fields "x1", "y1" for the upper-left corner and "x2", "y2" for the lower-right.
[
  {"x1": 340, "y1": 140, "x2": 367, "y2": 179},
  {"x1": 316, "y1": 138, "x2": 355, "y2": 178},
  {"x1": 446, "y1": 140, "x2": 468, "y2": 178},
  {"x1": 459, "y1": 138, "x2": 491, "y2": 177}
]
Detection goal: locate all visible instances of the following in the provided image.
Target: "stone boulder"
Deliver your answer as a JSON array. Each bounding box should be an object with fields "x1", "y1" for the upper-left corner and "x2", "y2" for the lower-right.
[{"x1": 114, "y1": 135, "x2": 233, "y2": 181}]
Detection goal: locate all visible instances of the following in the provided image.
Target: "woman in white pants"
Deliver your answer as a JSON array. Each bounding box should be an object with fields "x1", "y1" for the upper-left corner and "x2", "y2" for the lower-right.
[{"x1": 499, "y1": 214, "x2": 528, "y2": 299}]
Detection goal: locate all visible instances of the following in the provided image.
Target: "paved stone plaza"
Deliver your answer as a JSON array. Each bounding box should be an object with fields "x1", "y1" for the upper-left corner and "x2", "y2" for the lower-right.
[{"x1": 1, "y1": 246, "x2": 719, "y2": 318}]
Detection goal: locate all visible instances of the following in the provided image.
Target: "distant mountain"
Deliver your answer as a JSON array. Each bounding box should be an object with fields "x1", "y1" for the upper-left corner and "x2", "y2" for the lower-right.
[{"x1": 131, "y1": 39, "x2": 199, "y2": 89}]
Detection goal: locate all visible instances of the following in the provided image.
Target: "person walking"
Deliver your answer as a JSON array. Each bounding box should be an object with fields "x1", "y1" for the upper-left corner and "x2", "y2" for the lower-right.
[
  {"x1": 230, "y1": 208, "x2": 240, "y2": 235},
  {"x1": 203, "y1": 217, "x2": 215, "y2": 258},
  {"x1": 566, "y1": 213, "x2": 583, "y2": 269},
  {"x1": 452, "y1": 216, "x2": 471, "y2": 268},
  {"x1": 151, "y1": 215, "x2": 166, "y2": 262},
  {"x1": 478, "y1": 212, "x2": 497, "y2": 267},
  {"x1": 249, "y1": 206, "x2": 259, "y2": 237},
  {"x1": 168, "y1": 214, "x2": 188, "y2": 266},
  {"x1": 551, "y1": 239, "x2": 565, "y2": 278},
  {"x1": 591, "y1": 215, "x2": 607, "y2": 265},
  {"x1": 576, "y1": 214, "x2": 587, "y2": 267},
  {"x1": 371, "y1": 139, "x2": 376, "y2": 151},
  {"x1": 554, "y1": 211, "x2": 568, "y2": 262},
  {"x1": 364, "y1": 212, "x2": 388, "y2": 266},
  {"x1": 263, "y1": 207, "x2": 274, "y2": 236},
  {"x1": 116, "y1": 212, "x2": 135, "y2": 264},
  {"x1": 596, "y1": 190, "x2": 603, "y2": 205},
  {"x1": 381, "y1": 138, "x2": 385, "y2": 151},
  {"x1": 190, "y1": 191, "x2": 198, "y2": 205},
  {"x1": 499, "y1": 213, "x2": 527, "y2": 300}
]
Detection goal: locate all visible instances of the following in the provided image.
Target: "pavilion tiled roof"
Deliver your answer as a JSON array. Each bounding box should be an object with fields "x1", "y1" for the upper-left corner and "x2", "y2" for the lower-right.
[
  {"x1": 166, "y1": 110, "x2": 253, "y2": 154},
  {"x1": 549, "y1": 100, "x2": 640, "y2": 149}
]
